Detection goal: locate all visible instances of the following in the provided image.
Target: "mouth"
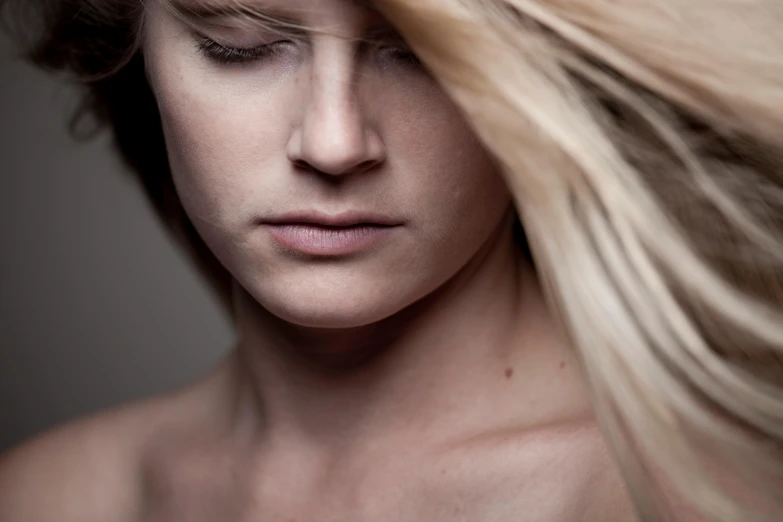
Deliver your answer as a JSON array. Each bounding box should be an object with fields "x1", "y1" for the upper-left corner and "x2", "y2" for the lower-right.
[
  {"x1": 262, "y1": 212, "x2": 403, "y2": 256},
  {"x1": 264, "y1": 211, "x2": 402, "y2": 228}
]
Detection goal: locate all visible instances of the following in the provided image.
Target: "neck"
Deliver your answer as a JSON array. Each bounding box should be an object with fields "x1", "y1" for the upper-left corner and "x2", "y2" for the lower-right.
[{"x1": 227, "y1": 221, "x2": 590, "y2": 455}]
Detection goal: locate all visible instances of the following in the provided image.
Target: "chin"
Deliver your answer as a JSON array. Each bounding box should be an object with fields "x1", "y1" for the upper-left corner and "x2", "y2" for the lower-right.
[
  {"x1": 250, "y1": 284, "x2": 411, "y2": 329},
  {"x1": 275, "y1": 312, "x2": 383, "y2": 329}
]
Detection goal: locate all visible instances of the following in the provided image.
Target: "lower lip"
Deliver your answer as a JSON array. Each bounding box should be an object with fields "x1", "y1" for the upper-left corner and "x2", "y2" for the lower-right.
[{"x1": 265, "y1": 224, "x2": 397, "y2": 256}]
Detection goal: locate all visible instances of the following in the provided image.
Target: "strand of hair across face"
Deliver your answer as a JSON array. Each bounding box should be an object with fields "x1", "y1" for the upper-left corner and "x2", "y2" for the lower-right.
[{"x1": 373, "y1": 1, "x2": 783, "y2": 521}]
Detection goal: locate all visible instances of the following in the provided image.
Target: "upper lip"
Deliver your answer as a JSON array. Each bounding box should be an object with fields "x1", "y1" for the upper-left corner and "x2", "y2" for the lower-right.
[{"x1": 263, "y1": 211, "x2": 403, "y2": 227}]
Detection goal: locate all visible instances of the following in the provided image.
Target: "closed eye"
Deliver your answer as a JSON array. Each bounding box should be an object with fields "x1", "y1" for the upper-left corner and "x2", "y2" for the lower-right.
[
  {"x1": 379, "y1": 44, "x2": 421, "y2": 66},
  {"x1": 195, "y1": 35, "x2": 422, "y2": 68},
  {"x1": 195, "y1": 36, "x2": 292, "y2": 65}
]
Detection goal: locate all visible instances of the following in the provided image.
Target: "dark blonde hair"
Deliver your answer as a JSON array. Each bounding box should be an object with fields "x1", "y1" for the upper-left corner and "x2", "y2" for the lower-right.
[
  {"x1": 3, "y1": 1, "x2": 783, "y2": 520},
  {"x1": 370, "y1": 1, "x2": 783, "y2": 520}
]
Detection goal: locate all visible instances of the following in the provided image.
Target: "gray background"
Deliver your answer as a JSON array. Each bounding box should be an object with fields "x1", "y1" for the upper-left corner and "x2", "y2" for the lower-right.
[{"x1": 0, "y1": 34, "x2": 234, "y2": 452}]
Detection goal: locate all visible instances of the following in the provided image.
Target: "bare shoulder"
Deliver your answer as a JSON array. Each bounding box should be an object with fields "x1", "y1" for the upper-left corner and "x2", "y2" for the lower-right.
[
  {"x1": 0, "y1": 362, "x2": 230, "y2": 522},
  {"x1": 427, "y1": 420, "x2": 640, "y2": 522},
  {"x1": 0, "y1": 403, "x2": 151, "y2": 522},
  {"x1": 516, "y1": 422, "x2": 638, "y2": 522},
  {"x1": 463, "y1": 421, "x2": 712, "y2": 522}
]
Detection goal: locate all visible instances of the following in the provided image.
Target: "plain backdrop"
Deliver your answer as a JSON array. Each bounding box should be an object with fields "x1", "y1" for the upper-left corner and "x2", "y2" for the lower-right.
[{"x1": 0, "y1": 33, "x2": 234, "y2": 452}]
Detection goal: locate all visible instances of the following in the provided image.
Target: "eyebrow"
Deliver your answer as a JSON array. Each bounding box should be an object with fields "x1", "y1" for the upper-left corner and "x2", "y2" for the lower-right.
[
  {"x1": 165, "y1": 0, "x2": 406, "y2": 42},
  {"x1": 166, "y1": 0, "x2": 304, "y2": 28}
]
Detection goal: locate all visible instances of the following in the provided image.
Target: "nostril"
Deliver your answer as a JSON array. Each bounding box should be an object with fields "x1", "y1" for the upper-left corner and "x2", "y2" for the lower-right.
[
  {"x1": 291, "y1": 158, "x2": 381, "y2": 178},
  {"x1": 292, "y1": 159, "x2": 316, "y2": 173},
  {"x1": 287, "y1": 117, "x2": 386, "y2": 177},
  {"x1": 353, "y1": 159, "x2": 381, "y2": 175}
]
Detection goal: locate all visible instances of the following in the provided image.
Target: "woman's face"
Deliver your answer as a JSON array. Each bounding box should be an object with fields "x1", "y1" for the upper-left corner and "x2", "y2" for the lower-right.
[{"x1": 143, "y1": 0, "x2": 512, "y2": 328}]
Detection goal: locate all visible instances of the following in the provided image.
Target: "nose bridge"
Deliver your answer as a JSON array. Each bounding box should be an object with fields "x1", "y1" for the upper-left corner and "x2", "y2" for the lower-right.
[
  {"x1": 310, "y1": 44, "x2": 362, "y2": 132},
  {"x1": 293, "y1": 36, "x2": 381, "y2": 176},
  {"x1": 313, "y1": 35, "x2": 359, "y2": 96}
]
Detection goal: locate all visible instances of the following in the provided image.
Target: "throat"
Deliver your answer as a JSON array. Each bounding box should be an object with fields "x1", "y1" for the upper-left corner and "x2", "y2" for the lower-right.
[{"x1": 225, "y1": 223, "x2": 574, "y2": 452}]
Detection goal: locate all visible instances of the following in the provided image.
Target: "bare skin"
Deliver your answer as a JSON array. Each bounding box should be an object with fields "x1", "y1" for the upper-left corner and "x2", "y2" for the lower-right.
[
  {"x1": 0, "y1": 344, "x2": 637, "y2": 522},
  {"x1": 0, "y1": 0, "x2": 642, "y2": 520},
  {"x1": 0, "y1": 241, "x2": 637, "y2": 522}
]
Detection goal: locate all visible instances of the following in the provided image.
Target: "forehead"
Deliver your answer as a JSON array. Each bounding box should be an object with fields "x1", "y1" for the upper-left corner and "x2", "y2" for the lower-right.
[{"x1": 164, "y1": 0, "x2": 386, "y2": 28}]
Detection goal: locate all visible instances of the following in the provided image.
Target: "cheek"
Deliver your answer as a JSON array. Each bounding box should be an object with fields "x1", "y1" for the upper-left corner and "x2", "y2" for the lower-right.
[
  {"x1": 435, "y1": 143, "x2": 510, "y2": 251},
  {"x1": 387, "y1": 92, "x2": 510, "y2": 234},
  {"x1": 147, "y1": 46, "x2": 296, "y2": 228},
  {"x1": 438, "y1": 135, "x2": 508, "y2": 216},
  {"x1": 156, "y1": 88, "x2": 286, "y2": 223}
]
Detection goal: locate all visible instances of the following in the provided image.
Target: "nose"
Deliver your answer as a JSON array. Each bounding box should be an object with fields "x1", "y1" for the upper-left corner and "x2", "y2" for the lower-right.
[{"x1": 286, "y1": 47, "x2": 386, "y2": 178}]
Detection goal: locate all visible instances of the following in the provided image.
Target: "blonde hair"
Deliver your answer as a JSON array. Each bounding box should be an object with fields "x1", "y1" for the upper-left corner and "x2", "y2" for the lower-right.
[
  {"x1": 367, "y1": 0, "x2": 783, "y2": 520},
  {"x1": 5, "y1": 0, "x2": 782, "y2": 519}
]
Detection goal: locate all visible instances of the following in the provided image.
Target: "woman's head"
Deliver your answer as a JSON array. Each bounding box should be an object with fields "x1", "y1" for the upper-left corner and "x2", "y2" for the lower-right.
[
  {"x1": 142, "y1": 0, "x2": 513, "y2": 328},
  {"x1": 3, "y1": 0, "x2": 783, "y2": 520},
  {"x1": 3, "y1": 0, "x2": 518, "y2": 327}
]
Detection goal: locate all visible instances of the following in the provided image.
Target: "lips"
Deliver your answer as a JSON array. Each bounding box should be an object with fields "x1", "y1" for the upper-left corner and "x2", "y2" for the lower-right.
[
  {"x1": 261, "y1": 212, "x2": 402, "y2": 256},
  {"x1": 264, "y1": 211, "x2": 402, "y2": 228}
]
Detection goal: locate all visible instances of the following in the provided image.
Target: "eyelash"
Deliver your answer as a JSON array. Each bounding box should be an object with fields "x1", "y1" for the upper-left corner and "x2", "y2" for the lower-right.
[
  {"x1": 195, "y1": 36, "x2": 421, "y2": 67},
  {"x1": 383, "y1": 46, "x2": 421, "y2": 66},
  {"x1": 196, "y1": 37, "x2": 288, "y2": 65}
]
